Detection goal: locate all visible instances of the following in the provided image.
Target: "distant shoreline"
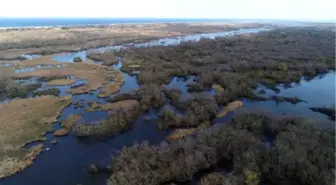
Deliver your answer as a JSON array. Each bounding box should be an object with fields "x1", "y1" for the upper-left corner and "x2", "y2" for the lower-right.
[
  {"x1": 0, "y1": 18, "x2": 231, "y2": 29},
  {"x1": 0, "y1": 17, "x2": 333, "y2": 30},
  {"x1": 0, "y1": 20, "x2": 260, "y2": 31}
]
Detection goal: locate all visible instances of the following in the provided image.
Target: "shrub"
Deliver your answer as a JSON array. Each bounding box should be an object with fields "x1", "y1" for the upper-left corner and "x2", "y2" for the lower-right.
[
  {"x1": 158, "y1": 106, "x2": 184, "y2": 129},
  {"x1": 108, "y1": 113, "x2": 335, "y2": 185},
  {"x1": 74, "y1": 106, "x2": 140, "y2": 137},
  {"x1": 32, "y1": 88, "x2": 60, "y2": 97},
  {"x1": 136, "y1": 84, "x2": 166, "y2": 111},
  {"x1": 73, "y1": 56, "x2": 83, "y2": 63}
]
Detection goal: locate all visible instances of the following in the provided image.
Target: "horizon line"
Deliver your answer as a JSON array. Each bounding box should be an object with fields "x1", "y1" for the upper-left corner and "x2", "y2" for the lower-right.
[{"x1": 1, "y1": 16, "x2": 335, "y2": 22}]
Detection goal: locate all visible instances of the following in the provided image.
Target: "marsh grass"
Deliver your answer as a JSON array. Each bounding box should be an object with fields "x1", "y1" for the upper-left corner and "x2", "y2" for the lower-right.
[
  {"x1": 0, "y1": 23, "x2": 265, "y2": 59},
  {"x1": 0, "y1": 143, "x2": 44, "y2": 179},
  {"x1": 0, "y1": 96, "x2": 71, "y2": 178},
  {"x1": 14, "y1": 62, "x2": 124, "y2": 94},
  {"x1": 47, "y1": 79, "x2": 76, "y2": 86},
  {"x1": 98, "y1": 82, "x2": 122, "y2": 98},
  {"x1": 53, "y1": 114, "x2": 81, "y2": 137},
  {"x1": 216, "y1": 101, "x2": 244, "y2": 118}
]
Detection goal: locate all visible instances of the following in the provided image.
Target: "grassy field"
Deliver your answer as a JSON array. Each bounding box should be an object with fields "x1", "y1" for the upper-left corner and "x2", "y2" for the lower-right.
[
  {"x1": 0, "y1": 22, "x2": 268, "y2": 59},
  {"x1": 47, "y1": 79, "x2": 76, "y2": 86},
  {"x1": 97, "y1": 82, "x2": 123, "y2": 98},
  {"x1": 0, "y1": 96, "x2": 71, "y2": 178}
]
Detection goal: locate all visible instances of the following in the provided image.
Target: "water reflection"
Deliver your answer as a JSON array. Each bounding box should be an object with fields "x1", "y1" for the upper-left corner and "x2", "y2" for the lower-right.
[{"x1": 244, "y1": 72, "x2": 336, "y2": 127}]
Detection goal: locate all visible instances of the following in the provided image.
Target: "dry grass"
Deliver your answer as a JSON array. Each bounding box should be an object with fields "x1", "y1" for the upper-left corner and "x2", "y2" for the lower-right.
[
  {"x1": 167, "y1": 123, "x2": 210, "y2": 140},
  {"x1": 17, "y1": 55, "x2": 59, "y2": 66},
  {"x1": 0, "y1": 95, "x2": 70, "y2": 178},
  {"x1": 53, "y1": 114, "x2": 81, "y2": 136},
  {"x1": 0, "y1": 22, "x2": 267, "y2": 58},
  {"x1": 47, "y1": 79, "x2": 76, "y2": 86},
  {"x1": 0, "y1": 96, "x2": 71, "y2": 151},
  {"x1": 53, "y1": 129, "x2": 70, "y2": 137},
  {"x1": 61, "y1": 114, "x2": 81, "y2": 129},
  {"x1": 212, "y1": 84, "x2": 224, "y2": 96},
  {"x1": 0, "y1": 143, "x2": 44, "y2": 179},
  {"x1": 98, "y1": 82, "x2": 123, "y2": 98},
  {"x1": 14, "y1": 62, "x2": 124, "y2": 94},
  {"x1": 168, "y1": 128, "x2": 197, "y2": 140},
  {"x1": 86, "y1": 100, "x2": 139, "y2": 112},
  {"x1": 217, "y1": 101, "x2": 244, "y2": 118}
]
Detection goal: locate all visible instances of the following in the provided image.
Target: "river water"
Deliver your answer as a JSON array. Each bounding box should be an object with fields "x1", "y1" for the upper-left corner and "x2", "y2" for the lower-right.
[{"x1": 1, "y1": 27, "x2": 334, "y2": 185}]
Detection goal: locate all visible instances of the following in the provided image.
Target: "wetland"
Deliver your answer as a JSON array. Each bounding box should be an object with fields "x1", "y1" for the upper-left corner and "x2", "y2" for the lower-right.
[{"x1": 0, "y1": 22, "x2": 335, "y2": 185}]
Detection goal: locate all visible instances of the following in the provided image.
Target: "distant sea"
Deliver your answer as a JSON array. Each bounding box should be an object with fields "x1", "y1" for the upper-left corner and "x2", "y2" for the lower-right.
[{"x1": 0, "y1": 18, "x2": 240, "y2": 28}]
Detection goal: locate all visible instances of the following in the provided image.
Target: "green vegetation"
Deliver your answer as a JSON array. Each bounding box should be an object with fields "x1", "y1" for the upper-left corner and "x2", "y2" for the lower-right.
[{"x1": 32, "y1": 88, "x2": 60, "y2": 97}]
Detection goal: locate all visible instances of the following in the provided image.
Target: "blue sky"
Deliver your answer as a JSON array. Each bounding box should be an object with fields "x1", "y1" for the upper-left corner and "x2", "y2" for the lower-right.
[{"x1": 1, "y1": 0, "x2": 335, "y2": 20}]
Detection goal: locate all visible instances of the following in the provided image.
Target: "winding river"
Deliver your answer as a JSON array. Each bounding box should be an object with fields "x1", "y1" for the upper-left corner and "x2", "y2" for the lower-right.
[{"x1": 1, "y1": 27, "x2": 335, "y2": 185}]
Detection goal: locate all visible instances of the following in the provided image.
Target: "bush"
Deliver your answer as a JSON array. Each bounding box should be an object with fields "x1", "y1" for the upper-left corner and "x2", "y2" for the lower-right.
[
  {"x1": 158, "y1": 106, "x2": 184, "y2": 129},
  {"x1": 136, "y1": 84, "x2": 166, "y2": 111},
  {"x1": 74, "y1": 106, "x2": 141, "y2": 137},
  {"x1": 108, "y1": 113, "x2": 335, "y2": 185},
  {"x1": 32, "y1": 88, "x2": 60, "y2": 97},
  {"x1": 73, "y1": 56, "x2": 83, "y2": 63},
  {"x1": 5, "y1": 83, "x2": 42, "y2": 99}
]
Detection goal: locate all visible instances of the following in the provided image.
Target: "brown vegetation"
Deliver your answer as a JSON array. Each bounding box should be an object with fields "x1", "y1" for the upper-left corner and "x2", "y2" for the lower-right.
[
  {"x1": 167, "y1": 128, "x2": 197, "y2": 140},
  {"x1": 47, "y1": 79, "x2": 76, "y2": 86},
  {"x1": 14, "y1": 62, "x2": 124, "y2": 94},
  {"x1": 109, "y1": 27, "x2": 334, "y2": 105},
  {"x1": 87, "y1": 52, "x2": 118, "y2": 66},
  {"x1": 0, "y1": 22, "x2": 267, "y2": 59},
  {"x1": 97, "y1": 82, "x2": 122, "y2": 98},
  {"x1": 53, "y1": 114, "x2": 81, "y2": 137},
  {"x1": 0, "y1": 143, "x2": 44, "y2": 179},
  {"x1": 158, "y1": 95, "x2": 218, "y2": 129},
  {"x1": 74, "y1": 100, "x2": 141, "y2": 137},
  {"x1": 216, "y1": 100, "x2": 244, "y2": 118},
  {"x1": 0, "y1": 96, "x2": 71, "y2": 178},
  {"x1": 200, "y1": 172, "x2": 225, "y2": 185},
  {"x1": 108, "y1": 113, "x2": 335, "y2": 185},
  {"x1": 86, "y1": 100, "x2": 139, "y2": 112}
]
